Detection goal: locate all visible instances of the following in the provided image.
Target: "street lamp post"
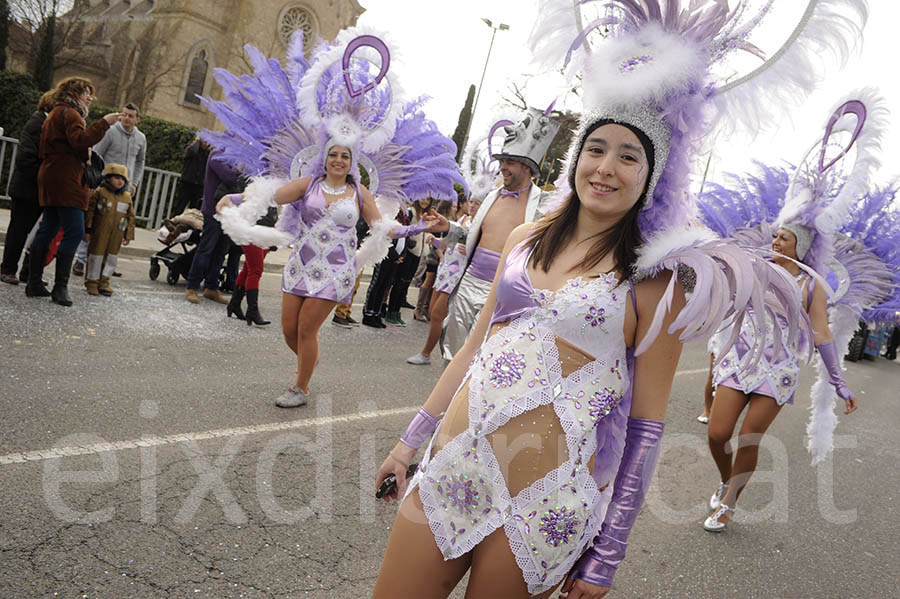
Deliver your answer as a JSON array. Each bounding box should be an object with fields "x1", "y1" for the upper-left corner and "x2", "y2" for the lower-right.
[{"x1": 459, "y1": 18, "x2": 509, "y2": 162}]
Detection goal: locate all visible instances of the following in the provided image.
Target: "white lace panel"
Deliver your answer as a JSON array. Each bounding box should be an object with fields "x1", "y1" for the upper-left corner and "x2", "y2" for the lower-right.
[{"x1": 414, "y1": 278, "x2": 630, "y2": 594}]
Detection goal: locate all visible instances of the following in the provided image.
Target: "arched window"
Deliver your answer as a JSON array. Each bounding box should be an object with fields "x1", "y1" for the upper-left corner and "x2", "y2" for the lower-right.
[
  {"x1": 183, "y1": 48, "x2": 208, "y2": 105},
  {"x1": 278, "y1": 4, "x2": 316, "y2": 47}
]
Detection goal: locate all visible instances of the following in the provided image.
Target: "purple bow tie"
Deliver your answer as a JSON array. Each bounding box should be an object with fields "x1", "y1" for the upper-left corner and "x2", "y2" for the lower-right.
[{"x1": 499, "y1": 186, "x2": 528, "y2": 199}]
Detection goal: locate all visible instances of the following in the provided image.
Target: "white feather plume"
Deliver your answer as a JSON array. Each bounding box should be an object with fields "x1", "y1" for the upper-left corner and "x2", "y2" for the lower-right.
[
  {"x1": 216, "y1": 176, "x2": 294, "y2": 247},
  {"x1": 354, "y1": 196, "x2": 401, "y2": 273},
  {"x1": 583, "y1": 23, "x2": 706, "y2": 109},
  {"x1": 295, "y1": 26, "x2": 405, "y2": 154},
  {"x1": 713, "y1": 0, "x2": 868, "y2": 135},
  {"x1": 806, "y1": 304, "x2": 857, "y2": 465},
  {"x1": 814, "y1": 87, "x2": 889, "y2": 235}
]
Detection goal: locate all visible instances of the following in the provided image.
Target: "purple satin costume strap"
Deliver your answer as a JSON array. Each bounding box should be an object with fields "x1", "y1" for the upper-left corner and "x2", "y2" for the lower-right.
[
  {"x1": 490, "y1": 242, "x2": 537, "y2": 326},
  {"x1": 806, "y1": 276, "x2": 815, "y2": 311}
]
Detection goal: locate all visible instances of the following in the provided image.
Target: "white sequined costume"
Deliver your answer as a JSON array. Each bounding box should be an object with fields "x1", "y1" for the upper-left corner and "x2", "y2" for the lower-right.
[{"x1": 408, "y1": 242, "x2": 635, "y2": 593}]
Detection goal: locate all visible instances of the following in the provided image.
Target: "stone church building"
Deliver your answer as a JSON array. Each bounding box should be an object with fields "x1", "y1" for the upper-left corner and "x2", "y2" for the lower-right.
[{"x1": 51, "y1": 0, "x2": 364, "y2": 129}]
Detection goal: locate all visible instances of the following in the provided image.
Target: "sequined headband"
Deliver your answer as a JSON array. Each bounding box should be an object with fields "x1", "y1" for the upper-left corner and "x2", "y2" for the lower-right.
[{"x1": 568, "y1": 103, "x2": 672, "y2": 209}]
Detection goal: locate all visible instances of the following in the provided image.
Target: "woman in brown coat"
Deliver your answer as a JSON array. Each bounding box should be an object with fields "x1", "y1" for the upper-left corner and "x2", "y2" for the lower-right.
[{"x1": 25, "y1": 77, "x2": 121, "y2": 306}]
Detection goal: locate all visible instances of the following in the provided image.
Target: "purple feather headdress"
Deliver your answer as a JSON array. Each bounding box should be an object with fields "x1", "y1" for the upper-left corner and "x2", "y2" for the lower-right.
[
  {"x1": 528, "y1": 0, "x2": 868, "y2": 239},
  {"x1": 198, "y1": 26, "x2": 464, "y2": 246},
  {"x1": 776, "y1": 88, "x2": 888, "y2": 275}
]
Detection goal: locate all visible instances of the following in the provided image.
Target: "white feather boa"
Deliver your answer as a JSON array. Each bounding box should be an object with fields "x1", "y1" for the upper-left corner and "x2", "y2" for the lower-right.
[
  {"x1": 806, "y1": 305, "x2": 857, "y2": 466},
  {"x1": 354, "y1": 196, "x2": 401, "y2": 274},
  {"x1": 215, "y1": 176, "x2": 294, "y2": 247},
  {"x1": 814, "y1": 87, "x2": 889, "y2": 234}
]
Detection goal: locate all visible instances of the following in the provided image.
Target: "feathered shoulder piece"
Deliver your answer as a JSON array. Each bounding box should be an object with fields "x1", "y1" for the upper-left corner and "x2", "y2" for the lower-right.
[{"x1": 633, "y1": 226, "x2": 811, "y2": 368}]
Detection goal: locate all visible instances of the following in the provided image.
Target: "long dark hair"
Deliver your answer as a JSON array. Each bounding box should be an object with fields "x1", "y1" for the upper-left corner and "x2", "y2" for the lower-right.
[
  {"x1": 525, "y1": 191, "x2": 643, "y2": 281},
  {"x1": 527, "y1": 119, "x2": 652, "y2": 281}
]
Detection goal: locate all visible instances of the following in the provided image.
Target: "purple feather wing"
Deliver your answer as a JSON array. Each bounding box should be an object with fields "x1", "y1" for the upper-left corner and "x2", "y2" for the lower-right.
[{"x1": 634, "y1": 227, "x2": 813, "y2": 372}]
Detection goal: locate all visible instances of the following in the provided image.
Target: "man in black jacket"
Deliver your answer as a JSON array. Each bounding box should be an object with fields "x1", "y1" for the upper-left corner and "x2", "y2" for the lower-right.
[
  {"x1": 1, "y1": 91, "x2": 55, "y2": 285},
  {"x1": 170, "y1": 136, "x2": 210, "y2": 216}
]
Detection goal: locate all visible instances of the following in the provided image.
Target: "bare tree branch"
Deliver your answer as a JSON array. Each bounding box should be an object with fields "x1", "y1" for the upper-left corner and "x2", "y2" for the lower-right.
[{"x1": 500, "y1": 80, "x2": 529, "y2": 111}]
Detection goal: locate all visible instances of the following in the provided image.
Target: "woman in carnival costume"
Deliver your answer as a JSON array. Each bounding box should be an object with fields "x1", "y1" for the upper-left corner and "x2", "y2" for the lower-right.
[
  {"x1": 207, "y1": 29, "x2": 463, "y2": 408},
  {"x1": 407, "y1": 131, "x2": 502, "y2": 365},
  {"x1": 699, "y1": 90, "x2": 896, "y2": 532},
  {"x1": 373, "y1": 0, "x2": 865, "y2": 596}
]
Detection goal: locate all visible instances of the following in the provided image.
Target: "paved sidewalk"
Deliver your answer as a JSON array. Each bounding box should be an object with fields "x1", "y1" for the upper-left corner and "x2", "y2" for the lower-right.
[{"x1": 0, "y1": 207, "x2": 292, "y2": 274}]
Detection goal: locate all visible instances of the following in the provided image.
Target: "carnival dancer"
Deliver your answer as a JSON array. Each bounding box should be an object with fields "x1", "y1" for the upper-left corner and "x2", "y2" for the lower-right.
[
  {"x1": 407, "y1": 135, "x2": 498, "y2": 364},
  {"x1": 207, "y1": 29, "x2": 463, "y2": 408},
  {"x1": 699, "y1": 91, "x2": 897, "y2": 531},
  {"x1": 434, "y1": 108, "x2": 560, "y2": 359},
  {"x1": 372, "y1": 0, "x2": 865, "y2": 595}
]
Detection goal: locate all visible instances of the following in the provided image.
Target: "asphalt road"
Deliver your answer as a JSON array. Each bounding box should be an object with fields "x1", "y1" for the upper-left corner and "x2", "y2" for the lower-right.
[{"x1": 1, "y1": 253, "x2": 898, "y2": 598}]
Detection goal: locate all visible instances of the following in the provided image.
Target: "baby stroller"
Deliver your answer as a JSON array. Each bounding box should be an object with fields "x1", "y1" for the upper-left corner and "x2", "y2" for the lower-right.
[{"x1": 149, "y1": 210, "x2": 203, "y2": 285}]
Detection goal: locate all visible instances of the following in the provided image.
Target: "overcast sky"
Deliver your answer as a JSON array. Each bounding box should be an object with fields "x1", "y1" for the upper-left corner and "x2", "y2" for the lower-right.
[{"x1": 357, "y1": 1, "x2": 899, "y2": 187}]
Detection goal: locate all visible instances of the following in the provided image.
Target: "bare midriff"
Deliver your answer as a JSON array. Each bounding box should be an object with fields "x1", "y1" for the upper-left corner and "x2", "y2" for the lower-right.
[{"x1": 431, "y1": 321, "x2": 601, "y2": 497}]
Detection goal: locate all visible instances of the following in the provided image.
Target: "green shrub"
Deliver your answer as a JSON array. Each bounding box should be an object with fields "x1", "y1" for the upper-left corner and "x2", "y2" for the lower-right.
[
  {"x1": 88, "y1": 103, "x2": 198, "y2": 173},
  {"x1": 0, "y1": 71, "x2": 43, "y2": 139}
]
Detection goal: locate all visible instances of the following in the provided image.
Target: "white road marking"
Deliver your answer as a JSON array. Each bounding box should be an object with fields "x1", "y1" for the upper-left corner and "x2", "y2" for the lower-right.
[
  {"x1": 0, "y1": 367, "x2": 709, "y2": 466},
  {"x1": 0, "y1": 406, "x2": 419, "y2": 466}
]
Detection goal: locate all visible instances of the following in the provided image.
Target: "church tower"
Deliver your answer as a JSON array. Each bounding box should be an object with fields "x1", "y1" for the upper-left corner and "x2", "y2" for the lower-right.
[{"x1": 52, "y1": 0, "x2": 365, "y2": 128}]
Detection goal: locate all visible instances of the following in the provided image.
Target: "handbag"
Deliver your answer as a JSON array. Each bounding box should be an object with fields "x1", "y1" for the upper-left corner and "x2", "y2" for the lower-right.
[{"x1": 85, "y1": 150, "x2": 105, "y2": 189}]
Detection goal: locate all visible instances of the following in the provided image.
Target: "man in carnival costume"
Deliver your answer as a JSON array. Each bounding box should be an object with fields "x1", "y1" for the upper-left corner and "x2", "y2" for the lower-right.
[{"x1": 436, "y1": 107, "x2": 560, "y2": 358}]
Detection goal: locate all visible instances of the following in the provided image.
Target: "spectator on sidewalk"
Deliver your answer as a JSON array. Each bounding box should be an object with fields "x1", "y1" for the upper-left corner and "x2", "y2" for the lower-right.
[
  {"x1": 73, "y1": 102, "x2": 146, "y2": 275},
  {"x1": 1, "y1": 91, "x2": 54, "y2": 285},
  {"x1": 25, "y1": 77, "x2": 121, "y2": 306},
  {"x1": 184, "y1": 149, "x2": 238, "y2": 304},
  {"x1": 171, "y1": 136, "x2": 210, "y2": 216},
  {"x1": 361, "y1": 208, "x2": 409, "y2": 328}
]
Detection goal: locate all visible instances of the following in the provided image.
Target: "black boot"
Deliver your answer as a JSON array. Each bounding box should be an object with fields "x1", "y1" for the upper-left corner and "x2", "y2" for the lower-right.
[
  {"x1": 51, "y1": 252, "x2": 75, "y2": 307},
  {"x1": 24, "y1": 245, "x2": 51, "y2": 297},
  {"x1": 245, "y1": 289, "x2": 270, "y2": 325},
  {"x1": 226, "y1": 285, "x2": 246, "y2": 319}
]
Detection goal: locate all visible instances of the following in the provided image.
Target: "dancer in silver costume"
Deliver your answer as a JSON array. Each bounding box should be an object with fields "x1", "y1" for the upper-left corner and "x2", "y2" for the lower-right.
[{"x1": 438, "y1": 107, "x2": 560, "y2": 358}]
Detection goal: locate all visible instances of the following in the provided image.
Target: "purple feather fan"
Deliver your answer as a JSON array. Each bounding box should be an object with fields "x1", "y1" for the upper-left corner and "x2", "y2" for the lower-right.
[{"x1": 840, "y1": 184, "x2": 900, "y2": 324}]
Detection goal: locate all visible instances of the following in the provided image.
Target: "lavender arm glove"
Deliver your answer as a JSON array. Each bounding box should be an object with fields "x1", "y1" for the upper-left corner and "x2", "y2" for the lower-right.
[
  {"x1": 816, "y1": 341, "x2": 853, "y2": 401},
  {"x1": 399, "y1": 408, "x2": 440, "y2": 450},
  {"x1": 392, "y1": 220, "x2": 428, "y2": 238},
  {"x1": 569, "y1": 417, "x2": 665, "y2": 587}
]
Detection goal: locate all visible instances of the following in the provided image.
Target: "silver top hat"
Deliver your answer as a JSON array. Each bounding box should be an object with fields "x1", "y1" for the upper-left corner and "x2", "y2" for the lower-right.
[{"x1": 492, "y1": 107, "x2": 561, "y2": 175}]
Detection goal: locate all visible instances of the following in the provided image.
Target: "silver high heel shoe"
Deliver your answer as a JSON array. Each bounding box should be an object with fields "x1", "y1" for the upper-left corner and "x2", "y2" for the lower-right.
[
  {"x1": 703, "y1": 504, "x2": 733, "y2": 532},
  {"x1": 709, "y1": 482, "x2": 728, "y2": 510}
]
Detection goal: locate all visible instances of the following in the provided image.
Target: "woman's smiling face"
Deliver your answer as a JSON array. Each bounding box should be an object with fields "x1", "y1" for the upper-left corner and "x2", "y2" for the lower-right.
[
  {"x1": 574, "y1": 123, "x2": 649, "y2": 220},
  {"x1": 772, "y1": 228, "x2": 799, "y2": 260},
  {"x1": 325, "y1": 145, "x2": 351, "y2": 178}
]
